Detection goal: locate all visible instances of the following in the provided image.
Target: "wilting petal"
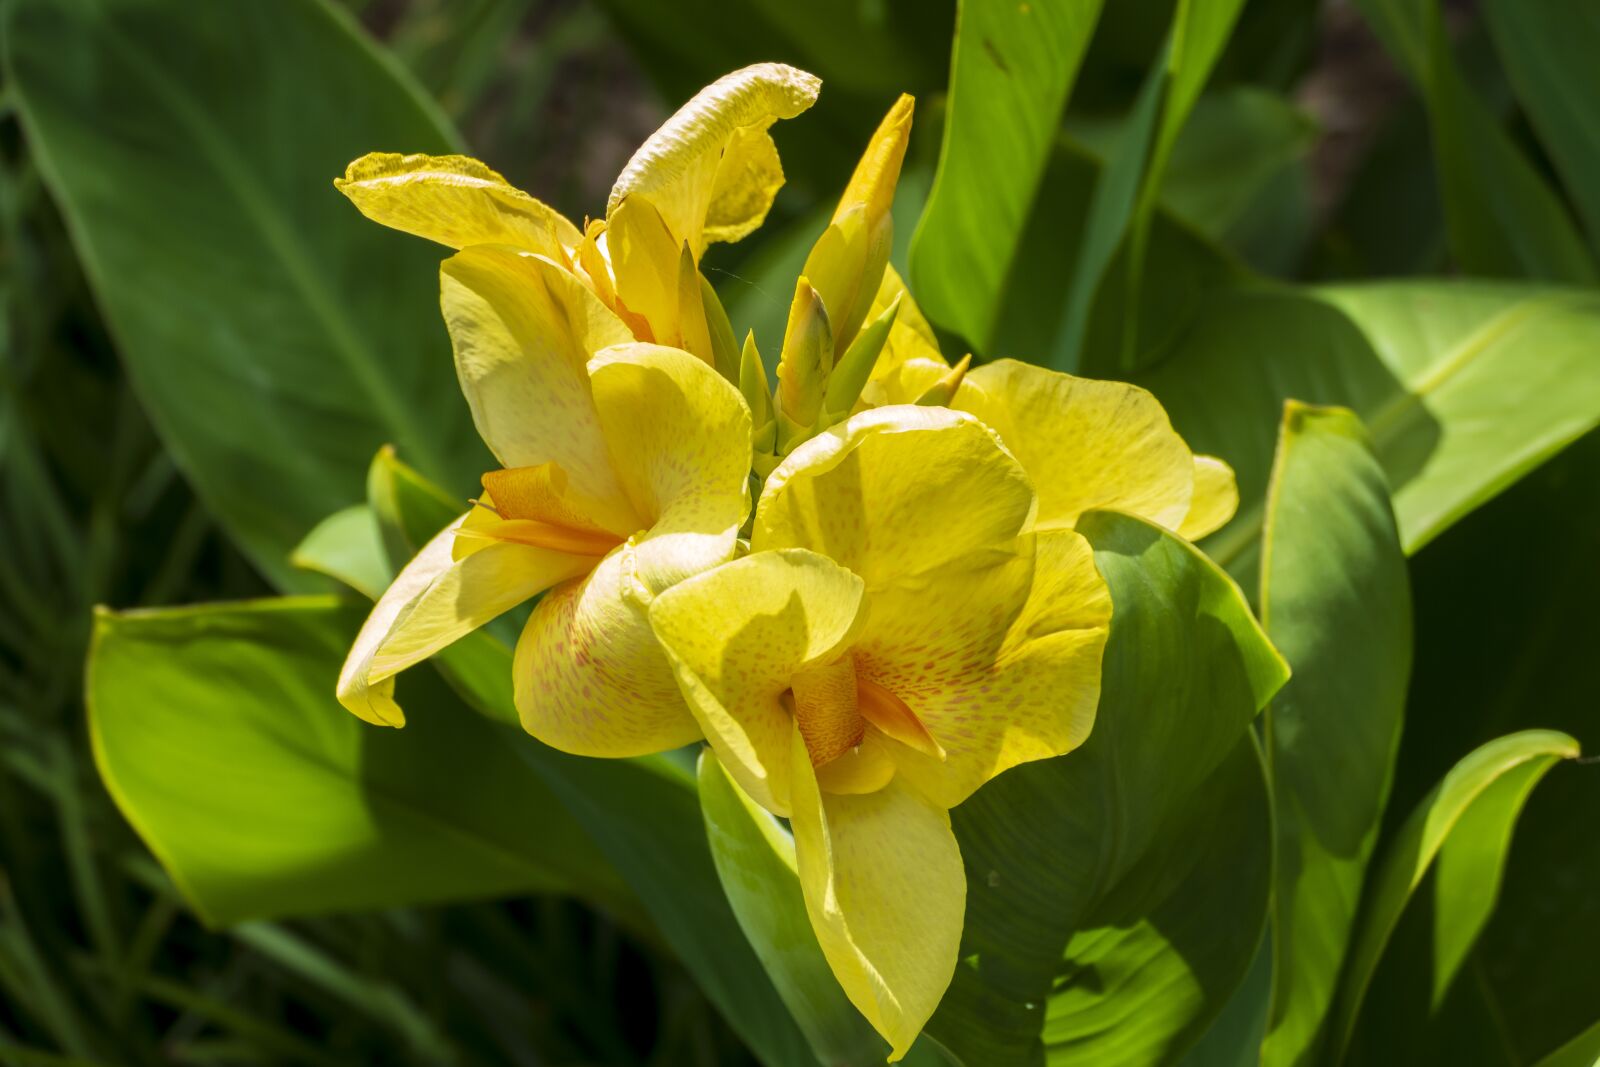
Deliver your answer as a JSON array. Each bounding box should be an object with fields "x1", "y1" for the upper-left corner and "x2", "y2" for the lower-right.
[
  {"x1": 868, "y1": 528, "x2": 1109, "y2": 808},
  {"x1": 440, "y1": 246, "x2": 639, "y2": 532},
  {"x1": 953, "y1": 359, "x2": 1194, "y2": 531},
  {"x1": 513, "y1": 540, "x2": 701, "y2": 757},
  {"x1": 339, "y1": 514, "x2": 590, "y2": 727},
  {"x1": 754, "y1": 405, "x2": 1035, "y2": 589},
  {"x1": 703, "y1": 125, "x2": 785, "y2": 244},
  {"x1": 335, "y1": 153, "x2": 581, "y2": 259},
  {"x1": 789, "y1": 731, "x2": 965, "y2": 1060},
  {"x1": 1178, "y1": 454, "x2": 1239, "y2": 540},
  {"x1": 588, "y1": 343, "x2": 753, "y2": 589},
  {"x1": 607, "y1": 63, "x2": 820, "y2": 258},
  {"x1": 649, "y1": 549, "x2": 865, "y2": 813}
]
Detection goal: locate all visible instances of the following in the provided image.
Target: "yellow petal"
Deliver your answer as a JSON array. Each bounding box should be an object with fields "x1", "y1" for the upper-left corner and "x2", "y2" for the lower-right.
[
  {"x1": 338, "y1": 513, "x2": 590, "y2": 727},
  {"x1": 789, "y1": 731, "x2": 965, "y2": 1060},
  {"x1": 607, "y1": 63, "x2": 820, "y2": 258},
  {"x1": 606, "y1": 195, "x2": 680, "y2": 346},
  {"x1": 861, "y1": 265, "x2": 947, "y2": 401},
  {"x1": 754, "y1": 405, "x2": 1035, "y2": 590},
  {"x1": 864, "y1": 529, "x2": 1109, "y2": 809},
  {"x1": 1178, "y1": 454, "x2": 1239, "y2": 540},
  {"x1": 335, "y1": 153, "x2": 581, "y2": 259},
  {"x1": 587, "y1": 343, "x2": 752, "y2": 588},
  {"x1": 648, "y1": 549, "x2": 866, "y2": 814},
  {"x1": 954, "y1": 359, "x2": 1195, "y2": 532},
  {"x1": 440, "y1": 246, "x2": 640, "y2": 533},
  {"x1": 513, "y1": 539, "x2": 701, "y2": 757}
]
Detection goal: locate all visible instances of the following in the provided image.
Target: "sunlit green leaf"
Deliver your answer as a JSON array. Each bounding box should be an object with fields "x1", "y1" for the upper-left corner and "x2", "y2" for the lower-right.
[
  {"x1": 1144, "y1": 283, "x2": 1600, "y2": 583},
  {"x1": 290, "y1": 504, "x2": 388, "y2": 598},
  {"x1": 909, "y1": 0, "x2": 1103, "y2": 352},
  {"x1": 86, "y1": 597, "x2": 630, "y2": 924}
]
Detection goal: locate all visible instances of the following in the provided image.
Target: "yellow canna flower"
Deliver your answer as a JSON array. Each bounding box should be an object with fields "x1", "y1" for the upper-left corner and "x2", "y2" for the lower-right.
[
  {"x1": 649, "y1": 406, "x2": 1111, "y2": 1058},
  {"x1": 859, "y1": 270, "x2": 1240, "y2": 540},
  {"x1": 334, "y1": 62, "x2": 820, "y2": 366},
  {"x1": 337, "y1": 246, "x2": 752, "y2": 756}
]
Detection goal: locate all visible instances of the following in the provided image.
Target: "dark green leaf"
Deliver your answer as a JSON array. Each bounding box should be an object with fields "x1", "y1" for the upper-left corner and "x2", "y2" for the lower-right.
[
  {"x1": 928, "y1": 512, "x2": 1286, "y2": 1066},
  {"x1": 1351, "y1": 0, "x2": 1596, "y2": 282},
  {"x1": 1329, "y1": 729, "x2": 1580, "y2": 1062},
  {"x1": 1256, "y1": 404, "x2": 1411, "y2": 1067},
  {"x1": 3, "y1": 0, "x2": 489, "y2": 590}
]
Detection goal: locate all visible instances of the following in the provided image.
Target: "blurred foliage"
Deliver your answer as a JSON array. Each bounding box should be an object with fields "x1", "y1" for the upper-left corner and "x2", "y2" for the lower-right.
[{"x1": 1, "y1": 0, "x2": 1597, "y2": 1064}]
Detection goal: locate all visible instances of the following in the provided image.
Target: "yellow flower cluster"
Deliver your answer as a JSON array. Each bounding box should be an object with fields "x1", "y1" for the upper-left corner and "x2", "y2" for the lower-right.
[{"x1": 333, "y1": 63, "x2": 1236, "y2": 1059}]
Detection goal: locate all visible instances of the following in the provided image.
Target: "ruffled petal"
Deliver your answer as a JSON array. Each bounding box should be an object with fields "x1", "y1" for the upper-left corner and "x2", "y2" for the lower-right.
[
  {"x1": 338, "y1": 514, "x2": 590, "y2": 727},
  {"x1": 607, "y1": 63, "x2": 820, "y2": 258},
  {"x1": 954, "y1": 359, "x2": 1195, "y2": 532},
  {"x1": 648, "y1": 548, "x2": 866, "y2": 814},
  {"x1": 789, "y1": 732, "x2": 965, "y2": 1061},
  {"x1": 1178, "y1": 454, "x2": 1239, "y2": 540},
  {"x1": 335, "y1": 153, "x2": 581, "y2": 259},
  {"x1": 588, "y1": 342, "x2": 753, "y2": 590},
  {"x1": 512, "y1": 539, "x2": 706, "y2": 758},
  {"x1": 865, "y1": 528, "x2": 1109, "y2": 809},
  {"x1": 754, "y1": 405, "x2": 1036, "y2": 590},
  {"x1": 440, "y1": 246, "x2": 640, "y2": 532}
]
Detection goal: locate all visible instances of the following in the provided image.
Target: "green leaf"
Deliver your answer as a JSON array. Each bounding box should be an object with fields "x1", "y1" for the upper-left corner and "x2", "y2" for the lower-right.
[
  {"x1": 86, "y1": 597, "x2": 630, "y2": 925},
  {"x1": 1532, "y1": 1018, "x2": 1600, "y2": 1067},
  {"x1": 289, "y1": 504, "x2": 389, "y2": 598},
  {"x1": 1399, "y1": 429, "x2": 1600, "y2": 1062},
  {"x1": 1351, "y1": 0, "x2": 1596, "y2": 282},
  {"x1": 697, "y1": 749, "x2": 886, "y2": 1066},
  {"x1": 1256, "y1": 405, "x2": 1412, "y2": 1067},
  {"x1": 1479, "y1": 0, "x2": 1600, "y2": 254},
  {"x1": 927, "y1": 511, "x2": 1286, "y2": 1066},
  {"x1": 908, "y1": 0, "x2": 1103, "y2": 353},
  {"x1": 1143, "y1": 282, "x2": 1600, "y2": 582},
  {"x1": 1053, "y1": 0, "x2": 1247, "y2": 372},
  {"x1": 2, "y1": 0, "x2": 489, "y2": 590},
  {"x1": 1329, "y1": 729, "x2": 1581, "y2": 1062}
]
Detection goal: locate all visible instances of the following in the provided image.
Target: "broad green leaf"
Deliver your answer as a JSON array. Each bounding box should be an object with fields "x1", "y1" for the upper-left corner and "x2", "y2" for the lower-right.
[
  {"x1": 1479, "y1": 0, "x2": 1600, "y2": 254},
  {"x1": 86, "y1": 597, "x2": 629, "y2": 925},
  {"x1": 1329, "y1": 729, "x2": 1581, "y2": 1062},
  {"x1": 1533, "y1": 1018, "x2": 1600, "y2": 1067},
  {"x1": 1257, "y1": 405, "x2": 1411, "y2": 1067},
  {"x1": 290, "y1": 505, "x2": 388, "y2": 599},
  {"x1": 1143, "y1": 283, "x2": 1600, "y2": 582},
  {"x1": 1351, "y1": 0, "x2": 1596, "y2": 283},
  {"x1": 1053, "y1": 0, "x2": 1247, "y2": 372},
  {"x1": 990, "y1": 139, "x2": 1242, "y2": 370},
  {"x1": 2, "y1": 0, "x2": 489, "y2": 590},
  {"x1": 698, "y1": 750, "x2": 886, "y2": 1066},
  {"x1": 927, "y1": 512, "x2": 1286, "y2": 1066},
  {"x1": 908, "y1": 0, "x2": 1103, "y2": 352}
]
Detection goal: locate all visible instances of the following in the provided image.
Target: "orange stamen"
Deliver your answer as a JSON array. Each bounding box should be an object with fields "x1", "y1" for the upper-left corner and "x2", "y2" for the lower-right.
[{"x1": 857, "y1": 676, "x2": 945, "y2": 760}]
